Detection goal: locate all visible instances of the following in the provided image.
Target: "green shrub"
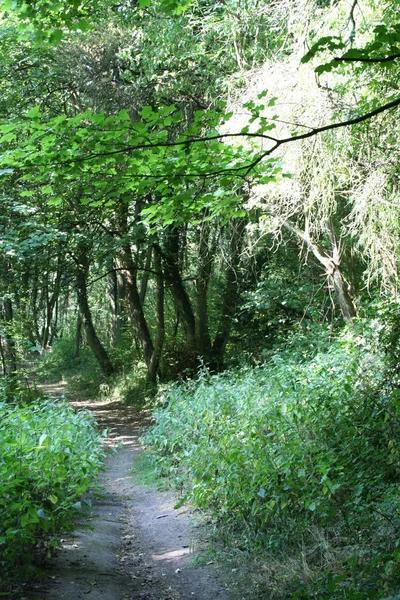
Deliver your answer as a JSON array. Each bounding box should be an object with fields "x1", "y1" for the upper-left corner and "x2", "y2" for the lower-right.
[
  {"x1": 0, "y1": 399, "x2": 105, "y2": 580},
  {"x1": 143, "y1": 324, "x2": 400, "y2": 598}
]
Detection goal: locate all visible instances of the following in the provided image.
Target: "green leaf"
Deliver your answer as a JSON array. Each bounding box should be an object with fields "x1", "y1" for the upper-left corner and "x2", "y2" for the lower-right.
[
  {"x1": 26, "y1": 106, "x2": 41, "y2": 119},
  {"x1": 49, "y1": 28, "x2": 64, "y2": 44},
  {"x1": 174, "y1": 494, "x2": 189, "y2": 509},
  {"x1": 141, "y1": 106, "x2": 154, "y2": 119},
  {"x1": 38, "y1": 433, "x2": 48, "y2": 446}
]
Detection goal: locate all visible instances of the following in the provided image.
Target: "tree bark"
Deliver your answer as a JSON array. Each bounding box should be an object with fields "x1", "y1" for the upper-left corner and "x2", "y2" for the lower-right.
[
  {"x1": 212, "y1": 219, "x2": 246, "y2": 365},
  {"x1": 3, "y1": 296, "x2": 17, "y2": 375},
  {"x1": 194, "y1": 220, "x2": 216, "y2": 358},
  {"x1": 0, "y1": 336, "x2": 6, "y2": 375},
  {"x1": 74, "y1": 311, "x2": 82, "y2": 359},
  {"x1": 161, "y1": 226, "x2": 197, "y2": 351},
  {"x1": 76, "y1": 253, "x2": 114, "y2": 377},
  {"x1": 41, "y1": 260, "x2": 62, "y2": 350},
  {"x1": 117, "y1": 201, "x2": 155, "y2": 370},
  {"x1": 148, "y1": 246, "x2": 165, "y2": 381},
  {"x1": 139, "y1": 244, "x2": 153, "y2": 305}
]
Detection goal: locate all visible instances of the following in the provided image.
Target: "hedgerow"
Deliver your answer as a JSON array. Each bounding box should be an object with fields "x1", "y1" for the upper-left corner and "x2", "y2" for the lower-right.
[
  {"x1": 143, "y1": 325, "x2": 400, "y2": 598},
  {"x1": 0, "y1": 399, "x2": 105, "y2": 581}
]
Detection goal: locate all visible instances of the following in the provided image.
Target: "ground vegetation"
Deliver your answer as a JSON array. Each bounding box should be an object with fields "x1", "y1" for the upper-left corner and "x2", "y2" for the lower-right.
[{"x1": 0, "y1": 0, "x2": 399, "y2": 597}]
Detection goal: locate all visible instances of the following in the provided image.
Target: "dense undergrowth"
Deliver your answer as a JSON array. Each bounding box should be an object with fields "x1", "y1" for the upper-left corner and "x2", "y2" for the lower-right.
[
  {"x1": 143, "y1": 323, "x2": 400, "y2": 599},
  {"x1": 0, "y1": 396, "x2": 105, "y2": 588}
]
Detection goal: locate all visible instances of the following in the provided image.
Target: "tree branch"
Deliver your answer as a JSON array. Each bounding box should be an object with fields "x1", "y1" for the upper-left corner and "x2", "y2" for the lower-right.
[
  {"x1": 14, "y1": 96, "x2": 400, "y2": 178},
  {"x1": 335, "y1": 53, "x2": 400, "y2": 64},
  {"x1": 87, "y1": 266, "x2": 160, "y2": 287}
]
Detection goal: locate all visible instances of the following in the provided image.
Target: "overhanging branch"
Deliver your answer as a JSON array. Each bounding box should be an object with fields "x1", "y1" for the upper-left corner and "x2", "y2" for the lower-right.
[
  {"x1": 11, "y1": 95, "x2": 400, "y2": 178},
  {"x1": 334, "y1": 53, "x2": 400, "y2": 64}
]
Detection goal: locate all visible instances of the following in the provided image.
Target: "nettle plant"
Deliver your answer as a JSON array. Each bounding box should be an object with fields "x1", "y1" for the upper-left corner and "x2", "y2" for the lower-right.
[
  {"x1": 0, "y1": 399, "x2": 105, "y2": 574},
  {"x1": 144, "y1": 324, "x2": 400, "y2": 597}
]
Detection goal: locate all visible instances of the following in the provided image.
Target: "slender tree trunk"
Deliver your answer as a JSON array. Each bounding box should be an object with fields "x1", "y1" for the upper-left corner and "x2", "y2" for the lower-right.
[
  {"x1": 213, "y1": 219, "x2": 247, "y2": 365},
  {"x1": 74, "y1": 311, "x2": 82, "y2": 359},
  {"x1": 139, "y1": 244, "x2": 153, "y2": 305},
  {"x1": 3, "y1": 297, "x2": 17, "y2": 375},
  {"x1": 120, "y1": 245, "x2": 155, "y2": 368},
  {"x1": 194, "y1": 220, "x2": 216, "y2": 358},
  {"x1": 327, "y1": 221, "x2": 357, "y2": 321},
  {"x1": 148, "y1": 247, "x2": 165, "y2": 382},
  {"x1": 117, "y1": 202, "x2": 155, "y2": 370},
  {"x1": 161, "y1": 226, "x2": 197, "y2": 351},
  {"x1": 76, "y1": 254, "x2": 114, "y2": 377},
  {"x1": 109, "y1": 265, "x2": 127, "y2": 347},
  {"x1": 30, "y1": 265, "x2": 41, "y2": 343},
  {"x1": 108, "y1": 265, "x2": 119, "y2": 347},
  {"x1": 42, "y1": 263, "x2": 62, "y2": 350},
  {"x1": 0, "y1": 336, "x2": 6, "y2": 375},
  {"x1": 49, "y1": 298, "x2": 59, "y2": 346}
]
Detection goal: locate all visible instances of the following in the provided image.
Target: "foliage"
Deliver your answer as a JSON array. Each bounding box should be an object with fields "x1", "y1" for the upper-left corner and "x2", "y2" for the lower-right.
[
  {"x1": 36, "y1": 337, "x2": 105, "y2": 397},
  {"x1": 0, "y1": 397, "x2": 105, "y2": 582},
  {"x1": 1, "y1": 0, "x2": 400, "y2": 595},
  {"x1": 143, "y1": 323, "x2": 400, "y2": 598},
  {"x1": 106, "y1": 362, "x2": 158, "y2": 408}
]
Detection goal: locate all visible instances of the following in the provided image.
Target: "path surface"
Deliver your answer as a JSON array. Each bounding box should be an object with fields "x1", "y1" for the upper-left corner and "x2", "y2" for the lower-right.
[{"x1": 25, "y1": 384, "x2": 229, "y2": 600}]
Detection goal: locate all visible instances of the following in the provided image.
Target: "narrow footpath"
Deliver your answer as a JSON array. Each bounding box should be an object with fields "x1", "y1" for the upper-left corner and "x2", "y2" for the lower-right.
[{"x1": 25, "y1": 384, "x2": 229, "y2": 600}]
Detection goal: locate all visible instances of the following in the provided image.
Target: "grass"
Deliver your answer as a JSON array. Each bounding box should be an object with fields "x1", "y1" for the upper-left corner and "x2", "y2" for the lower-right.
[{"x1": 130, "y1": 452, "x2": 170, "y2": 490}]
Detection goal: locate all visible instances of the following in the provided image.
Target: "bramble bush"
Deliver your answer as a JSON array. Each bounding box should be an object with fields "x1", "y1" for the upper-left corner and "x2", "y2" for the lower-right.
[
  {"x1": 0, "y1": 398, "x2": 105, "y2": 581},
  {"x1": 143, "y1": 323, "x2": 400, "y2": 598}
]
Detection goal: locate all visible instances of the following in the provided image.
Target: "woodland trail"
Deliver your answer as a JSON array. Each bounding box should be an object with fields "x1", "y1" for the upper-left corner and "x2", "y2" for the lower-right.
[{"x1": 24, "y1": 383, "x2": 229, "y2": 600}]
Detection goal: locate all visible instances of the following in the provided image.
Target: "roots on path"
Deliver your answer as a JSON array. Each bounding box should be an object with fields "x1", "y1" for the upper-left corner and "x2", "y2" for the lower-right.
[{"x1": 25, "y1": 385, "x2": 229, "y2": 600}]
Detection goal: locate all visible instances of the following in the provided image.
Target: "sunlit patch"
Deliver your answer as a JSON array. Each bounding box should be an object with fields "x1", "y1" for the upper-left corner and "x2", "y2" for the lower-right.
[{"x1": 152, "y1": 547, "x2": 191, "y2": 561}]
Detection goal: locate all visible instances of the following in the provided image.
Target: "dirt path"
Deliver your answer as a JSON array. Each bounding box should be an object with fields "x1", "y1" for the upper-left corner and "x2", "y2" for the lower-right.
[{"x1": 25, "y1": 384, "x2": 229, "y2": 600}]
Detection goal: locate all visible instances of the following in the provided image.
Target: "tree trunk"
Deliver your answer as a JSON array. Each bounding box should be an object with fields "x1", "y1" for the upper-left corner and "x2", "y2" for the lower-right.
[
  {"x1": 212, "y1": 219, "x2": 246, "y2": 366},
  {"x1": 76, "y1": 256, "x2": 114, "y2": 377},
  {"x1": 0, "y1": 336, "x2": 6, "y2": 375},
  {"x1": 148, "y1": 246, "x2": 165, "y2": 382},
  {"x1": 194, "y1": 220, "x2": 215, "y2": 359},
  {"x1": 140, "y1": 244, "x2": 153, "y2": 305},
  {"x1": 161, "y1": 226, "x2": 197, "y2": 351},
  {"x1": 327, "y1": 221, "x2": 357, "y2": 321},
  {"x1": 331, "y1": 266, "x2": 357, "y2": 321},
  {"x1": 3, "y1": 296, "x2": 17, "y2": 375},
  {"x1": 74, "y1": 311, "x2": 82, "y2": 359},
  {"x1": 120, "y1": 245, "x2": 155, "y2": 368},
  {"x1": 117, "y1": 201, "x2": 155, "y2": 370},
  {"x1": 42, "y1": 262, "x2": 62, "y2": 350},
  {"x1": 109, "y1": 265, "x2": 119, "y2": 347},
  {"x1": 30, "y1": 265, "x2": 41, "y2": 343}
]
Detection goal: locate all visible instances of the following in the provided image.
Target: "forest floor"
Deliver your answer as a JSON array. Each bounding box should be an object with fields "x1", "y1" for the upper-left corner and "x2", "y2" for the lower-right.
[{"x1": 23, "y1": 382, "x2": 230, "y2": 600}]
